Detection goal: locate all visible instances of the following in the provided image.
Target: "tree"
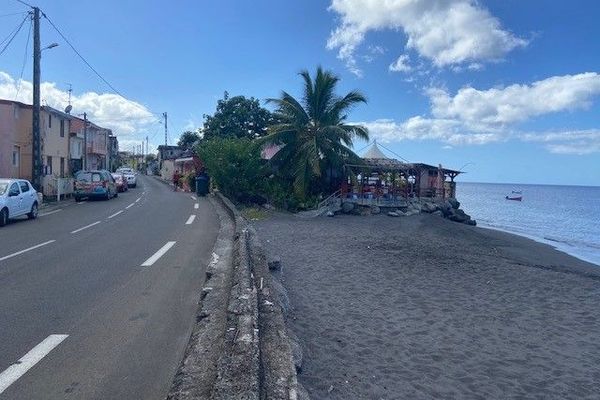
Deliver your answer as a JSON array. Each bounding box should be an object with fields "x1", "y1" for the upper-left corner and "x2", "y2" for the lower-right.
[
  {"x1": 145, "y1": 153, "x2": 156, "y2": 163},
  {"x1": 260, "y1": 67, "x2": 369, "y2": 199},
  {"x1": 178, "y1": 130, "x2": 201, "y2": 150},
  {"x1": 202, "y1": 91, "x2": 277, "y2": 140}
]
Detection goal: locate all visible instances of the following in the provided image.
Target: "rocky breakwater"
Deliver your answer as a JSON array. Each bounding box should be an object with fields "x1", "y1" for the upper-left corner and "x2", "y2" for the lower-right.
[
  {"x1": 420, "y1": 197, "x2": 477, "y2": 226},
  {"x1": 338, "y1": 198, "x2": 476, "y2": 226}
]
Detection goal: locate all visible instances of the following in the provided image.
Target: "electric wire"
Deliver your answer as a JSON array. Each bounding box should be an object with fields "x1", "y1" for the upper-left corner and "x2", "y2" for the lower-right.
[
  {"x1": 0, "y1": 11, "x2": 27, "y2": 18},
  {"x1": 41, "y1": 12, "x2": 125, "y2": 98},
  {"x1": 12, "y1": 0, "x2": 34, "y2": 9},
  {"x1": 14, "y1": 16, "x2": 32, "y2": 101},
  {"x1": 0, "y1": 12, "x2": 29, "y2": 54}
]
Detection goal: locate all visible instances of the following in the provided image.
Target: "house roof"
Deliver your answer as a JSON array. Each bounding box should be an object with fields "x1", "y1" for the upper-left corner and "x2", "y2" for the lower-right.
[{"x1": 362, "y1": 142, "x2": 388, "y2": 159}]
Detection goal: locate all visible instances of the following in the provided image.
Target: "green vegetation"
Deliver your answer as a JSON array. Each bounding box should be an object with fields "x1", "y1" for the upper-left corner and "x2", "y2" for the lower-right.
[
  {"x1": 190, "y1": 67, "x2": 369, "y2": 211},
  {"x1": 177, "y1": 130, "x2": 201, "y2": 150}
]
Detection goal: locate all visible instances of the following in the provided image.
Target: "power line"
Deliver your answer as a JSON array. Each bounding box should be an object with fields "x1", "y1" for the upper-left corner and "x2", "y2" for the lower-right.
[
  {"x1": 14, "y1": 16, "x2": 32, "y2": 100},
  {"x1": 0, "y1": 12, "x2": 29, "y2": 55},
  {"x1": 41, "y1": 12, "x2": 125, "y2": 98},
  {"x1": 12, "y1": 0, "x2": 34, "y2": 9},
  {"x1": 0, "y1": 11, "x2": 27, "y2": 18}
]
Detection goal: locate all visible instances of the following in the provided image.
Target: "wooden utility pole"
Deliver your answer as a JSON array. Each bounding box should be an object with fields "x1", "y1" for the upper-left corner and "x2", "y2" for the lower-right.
[
  {"x1": 32, "y1": 7, "x2": 41, "y2": 190},
  {"x1": 163, "y1": 112, "x2": 168, "y2": 145}
]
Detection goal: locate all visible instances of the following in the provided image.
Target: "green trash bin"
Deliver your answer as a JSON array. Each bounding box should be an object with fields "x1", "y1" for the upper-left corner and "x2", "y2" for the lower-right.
[{"x1": 195, "y1": 174, "x2": 209, "y2": 196}]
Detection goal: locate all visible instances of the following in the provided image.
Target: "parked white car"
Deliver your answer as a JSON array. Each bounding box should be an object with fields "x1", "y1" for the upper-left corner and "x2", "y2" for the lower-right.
[
  {"x1": 0, "y1": 178, "x2": 39, "y2": 227},
  {"x1": 116, "y1": 168, "x2": 137, "y2": 188}
]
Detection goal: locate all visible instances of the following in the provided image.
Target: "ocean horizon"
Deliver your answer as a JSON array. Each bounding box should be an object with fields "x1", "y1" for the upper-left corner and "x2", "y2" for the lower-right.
[{"x1": 457, "y1": 182, "x2": 600, "y2": 266}]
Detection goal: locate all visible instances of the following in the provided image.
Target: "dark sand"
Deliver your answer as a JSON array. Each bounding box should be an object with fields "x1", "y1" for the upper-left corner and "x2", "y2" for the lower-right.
[{"x1": 253, "y1": 213, "x2": 600, "y2": 400}]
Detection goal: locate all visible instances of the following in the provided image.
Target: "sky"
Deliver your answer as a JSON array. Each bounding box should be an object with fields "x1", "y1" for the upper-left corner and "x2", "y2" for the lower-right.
[{"x1": 0, "y1": 0, "x2": 599, "y2": 185}]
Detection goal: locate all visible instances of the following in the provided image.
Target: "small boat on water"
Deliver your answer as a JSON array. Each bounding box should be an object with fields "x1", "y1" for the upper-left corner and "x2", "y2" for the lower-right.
[{"x1": 505, "y1": 195, "x2": 522, "y2": 201}]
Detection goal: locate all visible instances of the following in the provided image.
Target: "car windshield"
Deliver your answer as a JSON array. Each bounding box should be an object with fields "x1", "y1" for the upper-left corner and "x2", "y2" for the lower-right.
[
  {"x1": 0, "y1": 182, "x2": 8, "y2": 195},
  {"x1": 76, "y1": 172, "x2": 92, "y2": 182}
]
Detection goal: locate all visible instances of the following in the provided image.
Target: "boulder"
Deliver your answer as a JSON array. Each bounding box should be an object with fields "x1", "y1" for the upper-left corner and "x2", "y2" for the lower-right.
[
  {"x1": 268, "y1": 256, "x2": 281, "y2": 271},
  {"x1": 326, "y1": 211, "x2": 335, "y2": 217},
  {"x1": 432, "y1": 210, "x2": 443, "y2": 217},
  {"x1": 447, "y1": 198, "x2": 460, "y2": 209},
  {"x1": 387, "y1": 211, "x2": 400, "y2": 217},
  {"x1": 341, "y1": 202, "x2": 355, "y2": 214},
  {"x1": 396, "y1": 199, "x2": 408, "y2": 208},
  {"x1": 448, "y1": 208, "x2": 468, "y2": 223},
  {"x1": 466, "y1": 219, "x2": 477, "y2": 226},
  {"x1": 370, "y1": 205, "x2": 381, "y2": 215}
]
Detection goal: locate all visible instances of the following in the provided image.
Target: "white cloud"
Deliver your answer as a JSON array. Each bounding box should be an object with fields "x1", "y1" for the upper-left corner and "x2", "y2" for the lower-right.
[
  {"x1": 327, "y1": 0, "x2": 527, "y2": 76},
  {"x1": 389, "y1": 54, "x2": 412, "y2": 72},
  {"x1": 359, "y1": 73, "x2": 600, "y2": 153},
  {"x1": 428, "y1": 72, "x2": 600, "y2": 129},
  {"x1": 0, "y1": 71, "x2": 156, "y2": 136},
  {"x1": 521, "y1": 129, "x2": 600, "y2": 155}
]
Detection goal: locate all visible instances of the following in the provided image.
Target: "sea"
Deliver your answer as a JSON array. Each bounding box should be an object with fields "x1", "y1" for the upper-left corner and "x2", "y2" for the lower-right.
[{"x1": 456, "y1": 182, "x2": 600, "y2": 266}]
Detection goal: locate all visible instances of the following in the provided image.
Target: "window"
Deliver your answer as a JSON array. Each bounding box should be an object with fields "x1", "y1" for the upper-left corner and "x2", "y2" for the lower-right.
[
  {"x1": 60, "y1": 157, "x2": 65, "y2": 177},
  {"x1": 9, "y1": 183, "x2": 20, "y2": 195},
  {"x1": 46, "y1": 156, "x2": 53, "y2": 175},
  {"x1": 19, "y1": 181, "x2": 29, "y2": 193},
  {"x1": 60, "y1": 119, "x2": 65, "y2": 137},
  {"x1": 49, "y1": 114, "x2": 52, "y2": 128},
  {"x1": 12, "y1": 146, "x2": 20, "y2": 167}
]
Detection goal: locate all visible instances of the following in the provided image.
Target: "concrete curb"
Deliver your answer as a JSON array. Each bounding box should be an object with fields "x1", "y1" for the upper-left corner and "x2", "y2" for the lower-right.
[
  {"x1": 167, "y1": 195, "x2": 235, "y2": 399},
  {"x1": 167, "y1": 191, "x2": 301, "y2": 399},
  {"x1": 215, "y1": 192, "x2": 301, "y2": 400}
]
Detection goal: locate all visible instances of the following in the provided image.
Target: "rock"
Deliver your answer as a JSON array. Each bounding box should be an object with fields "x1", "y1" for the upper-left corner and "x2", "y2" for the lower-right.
[
  {"x1": 432, "y1": 210, "x2": 443, "y2": 217},
  {"x1": 421, "y1": 202, "x2": 437, "y2": 213},
  {"x1": 405, "y1": 210, "x2": 419, "y2": 216},
  {"x1": 370, "y1": 205, "x2": 381, "y2": 215},
  {"x1": 466, "y1": 219, "x2": 477, "y2": 226},
  {"x1": 297, "y1": 383, "x2": 311, "y2": 400},
  {"x1": 341, "y1": 202, "x2": 355, "y2": 213},
  {"x1": 289, "y1": 336, "x2": 303, "y2": 373},
  {"x1": 447, "y1": 198, "x2": 460, "y2": 209},
  {"x1": 396, "y1": 200, "x2": 408, "y2": 208},
  {"x1": 268, "y1": 256, "x2": 281, "y2": 271},
  {"x1": 326, "y1": 211, "x2": 335, "y2": 217},
  {"x1": 387, "y1": 211, "x2": 400, "y2": 217},
  {"x1": 448, "y1": 208, "x2": 468, "y2": 223}
]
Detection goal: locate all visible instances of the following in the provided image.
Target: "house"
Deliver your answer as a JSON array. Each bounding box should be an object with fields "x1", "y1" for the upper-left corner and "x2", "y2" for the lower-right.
[
  {"x1": 0, "y1": 100, "x2": 72, "y2": 193},
  {"x1": 70, "y1": 117, "x2": 111, "y2": 171},
  {"x1": 157, "y1": 145, "x2": 184, "y2": 167},
  {"x1": 341, "y1": 142, "x2": 462, "y2": 206}
]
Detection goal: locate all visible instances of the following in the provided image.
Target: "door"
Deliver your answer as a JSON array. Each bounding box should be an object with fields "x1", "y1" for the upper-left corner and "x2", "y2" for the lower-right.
[
  {"x1": 6, "y1": 183, "x2": 22, "y2": 217},
  {"x1": 19, "y1": 181, "x2": 35, "y2": 214}
]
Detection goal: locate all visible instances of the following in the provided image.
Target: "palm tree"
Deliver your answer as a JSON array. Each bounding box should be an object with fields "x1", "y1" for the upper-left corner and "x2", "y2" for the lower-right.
[{"x1": 261, "y1": 67, "x2": 369, "y2": 199}]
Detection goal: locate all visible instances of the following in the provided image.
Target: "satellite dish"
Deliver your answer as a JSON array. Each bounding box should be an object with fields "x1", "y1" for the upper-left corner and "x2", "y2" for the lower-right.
[{"x1": 64, "y1": 105, "x2": 72, "y2": 114}]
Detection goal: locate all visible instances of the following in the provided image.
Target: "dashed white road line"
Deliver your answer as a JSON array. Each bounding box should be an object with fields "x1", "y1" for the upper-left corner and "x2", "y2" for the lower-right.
[
  {"x1": 191, "y1": 195, "x2": 197, "y2": 201},
  {"x1": 194, "y1": 203, "x2": 199, "y2": 209},
  {"x1": 71, "y1": 221, "x2": 101, "y2": 234},
  {"x1": 125, "y1": 203, "x2": 135, "y2": 209},
  {"x1": 135, "y1": 197, "x2": 141, "y2": 203},
  {"x1": 0, "y1": 240, "x2": 56, "y2": 262},
  {"x1": 108, "y1": 210, "x2": 123, "y2": 219},
  {"x1": 39, "y1": 209, "x2": 62, "y2": 217},
  {"x1": 76, "y1": 201, "x2": 86, "y2": 205},
  {"x1": 0, "y1": 334, "x2": 69, "y2": 394},
  {"x1": 141, "y1": 241, "x2": 176, "y2": 267},
  {"x1": 185, "y1": 215, "x2": 196, "y2": 225}
]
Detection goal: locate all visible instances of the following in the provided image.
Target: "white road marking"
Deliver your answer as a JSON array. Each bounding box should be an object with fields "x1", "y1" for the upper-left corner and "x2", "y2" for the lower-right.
[
  {"x1": 76, "y1": 201, "x2": 86, "y2": 205},
  {"x1": 39, "y1": 209, "x2": 62, "y2": 217},
  {"x1": 135, "y1": 197, "x2": 141, "y2": 203},
  {"x1": 125, "y1": 203, "x2": 135, "y2": 209},
  {"x1": 191, "y1": 195, "x2": 197, "y2": 201},
  {"x1": 108, "y1": 210, "x2": 123, "y2": 219},
  {"x1": 0, "y1": 240, "x2": 56, "y2": 262},
  {"x1": 141, "y1": 241, "x2": 176, "y2": 267},
  {"x1": 185, "y1": 215, "x2": 196, "y2": 225},
  {"x1": 71, "y1": 221, "x2": 101, "y2": 234},
  {"x1": 0, "y1": 334, "x2": 68, "y2": 394},
  {"x1": 194, "y1": 203, "x2": 199, "y2": 209}
]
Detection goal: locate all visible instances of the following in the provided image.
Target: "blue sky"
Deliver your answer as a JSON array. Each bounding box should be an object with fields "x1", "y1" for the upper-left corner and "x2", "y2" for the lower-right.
[{"x1": 1, "y1": 0, "x2": 599, "y2": 185}]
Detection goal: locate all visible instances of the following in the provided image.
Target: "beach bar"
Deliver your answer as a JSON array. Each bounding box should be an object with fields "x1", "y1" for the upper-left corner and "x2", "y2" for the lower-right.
[{"x1": 341, "y1": 142, "x2": 462, "y2": 207}]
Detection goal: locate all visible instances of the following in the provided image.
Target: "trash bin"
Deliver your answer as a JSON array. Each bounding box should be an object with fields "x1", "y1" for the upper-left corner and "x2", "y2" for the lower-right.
[{"x1": 195, "y1": 174, "x2": 210, "y2": 196}]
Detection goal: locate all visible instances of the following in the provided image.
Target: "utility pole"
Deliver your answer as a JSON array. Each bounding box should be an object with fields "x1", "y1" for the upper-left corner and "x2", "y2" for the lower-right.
[
  {"x1": 83, "y1": 112, "x2": 88, "y2": 170},
  {"x1": 31, "y1": 7, "x2": 41, "y2": 190},
  {"x1": 163, "y1": 112, "x2": 168, "y2": 146}
]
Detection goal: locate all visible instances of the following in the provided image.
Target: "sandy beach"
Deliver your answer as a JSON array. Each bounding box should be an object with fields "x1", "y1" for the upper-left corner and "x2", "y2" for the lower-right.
[{"x1": 254, "y1": 213, "x2": 600, "y2": 399}]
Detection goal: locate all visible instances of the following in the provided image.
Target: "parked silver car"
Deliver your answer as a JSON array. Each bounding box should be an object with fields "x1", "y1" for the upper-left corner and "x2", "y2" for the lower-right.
[{"x1": 0, "y1": 178, "x2": 39, "y2": 227}]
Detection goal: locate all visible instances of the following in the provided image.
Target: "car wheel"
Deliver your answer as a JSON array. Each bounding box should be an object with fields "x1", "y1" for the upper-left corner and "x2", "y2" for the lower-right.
[
  {"x1": 74, "y1": 195, "x2": 81, "y2": 202},
  {"x1": 28, "y1": 202, "x2": 38, "y2": 219},
  {"x1": 114, "y1": 191, "x2": 118, "y2": 198},
  {"x1": 0, "y1": 208, "x2": 7, "y2": 227},
  {"x1": 105, "y1": 190, "x2": 111, "y2": 200}
]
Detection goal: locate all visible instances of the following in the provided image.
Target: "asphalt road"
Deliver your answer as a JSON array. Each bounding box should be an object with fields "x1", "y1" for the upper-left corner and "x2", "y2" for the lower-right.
[{"x1": 0, "y1": 175, "x2": 220, "y2": 399}]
